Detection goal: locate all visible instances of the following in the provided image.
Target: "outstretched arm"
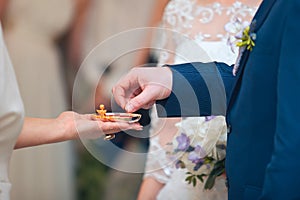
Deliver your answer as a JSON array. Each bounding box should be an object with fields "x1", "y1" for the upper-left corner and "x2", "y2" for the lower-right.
[
  {"x1": 15, "y1": 111, "x2": 142, "y2": 149},
  {"x1": 157, "y1": 62, "x2": 236, "y2": 117},
  {"x1": 113, "y1": 62, "x2": 235, "y2": 117}
]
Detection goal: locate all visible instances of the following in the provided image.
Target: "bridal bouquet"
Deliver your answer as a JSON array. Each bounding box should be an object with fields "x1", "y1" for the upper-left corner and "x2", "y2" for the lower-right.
[{"x1": 169, "y1": 116, "x2": 227, "y2": 189}]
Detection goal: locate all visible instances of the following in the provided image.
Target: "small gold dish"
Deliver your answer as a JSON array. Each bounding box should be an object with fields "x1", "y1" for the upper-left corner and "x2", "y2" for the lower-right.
[
  {"x1": 95, "y1": 104, "x2": 142, "y2": 140},
  {"x1": 104, "y1": 113, "x2": 142, "y2": 123}
]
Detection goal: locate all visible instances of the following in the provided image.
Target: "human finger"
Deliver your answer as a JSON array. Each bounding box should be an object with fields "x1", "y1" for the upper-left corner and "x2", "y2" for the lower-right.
[
  {"x1": 100, "y1": 121, "x2": 143, "y2": 134},
  {"x1": 113, "y1": 80, "x2": 141, "y2": 110},
  {"x1": 125, "y1": 85, "x2": 161, "y2": 112}
]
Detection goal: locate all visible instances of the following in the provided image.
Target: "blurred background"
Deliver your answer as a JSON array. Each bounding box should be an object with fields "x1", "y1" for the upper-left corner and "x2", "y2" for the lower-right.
[{"x1": 0, "y1": 0, "x2": 168, "y2": 199}]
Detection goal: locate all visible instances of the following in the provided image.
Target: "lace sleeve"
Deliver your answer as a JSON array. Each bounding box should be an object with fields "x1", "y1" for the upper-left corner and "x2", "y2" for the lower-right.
[
  {"x1": 156, "y1": 1, "x2": 183, "y2": 66},
  {"x1": 143, "y1": 106, "x2": 174, "y2": 184},
  {"x1": 143, "y1": 136, "x2": 173, "y2": 184}
]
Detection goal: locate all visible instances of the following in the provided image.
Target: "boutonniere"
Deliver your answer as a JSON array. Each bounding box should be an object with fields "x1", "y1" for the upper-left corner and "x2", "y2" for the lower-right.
[
  {"x1": 236, "y1": 25, "x2": 256, "y2": 51},
  {"x1": 233, "y1": 20, "x2": 257, "y2": 76}
]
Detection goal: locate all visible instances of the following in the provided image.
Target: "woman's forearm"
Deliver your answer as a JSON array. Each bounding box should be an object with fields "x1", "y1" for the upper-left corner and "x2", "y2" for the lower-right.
[
  {"x1": 137, "y1": 177, "x2": 165, "y2": 200},
  {"x1": 14, "y1": 111, "x2": 143, "y2": 149},
  {"x1": 14, "y1": 116, "x2": 68, "y2": 149}
]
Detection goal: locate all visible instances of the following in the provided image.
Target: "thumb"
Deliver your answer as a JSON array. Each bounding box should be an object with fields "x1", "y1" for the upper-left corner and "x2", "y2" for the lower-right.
[{"x1": 125, "y1": 90, "x2": 156, "y2": 112}]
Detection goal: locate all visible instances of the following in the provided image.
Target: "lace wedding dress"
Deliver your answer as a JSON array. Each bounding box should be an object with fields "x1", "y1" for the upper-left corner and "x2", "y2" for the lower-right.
[{"x1": 144, "y1": 0, "x2": 259, "y2": 199}]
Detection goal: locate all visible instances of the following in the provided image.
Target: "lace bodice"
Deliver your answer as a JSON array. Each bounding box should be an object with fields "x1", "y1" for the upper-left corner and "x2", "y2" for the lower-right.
[
  {"x1": 163, "y1": 0, "x2": 257, "y2": 41},
  {"x1": 158, "y1": 0, "x2": 258, "y2": 65}
]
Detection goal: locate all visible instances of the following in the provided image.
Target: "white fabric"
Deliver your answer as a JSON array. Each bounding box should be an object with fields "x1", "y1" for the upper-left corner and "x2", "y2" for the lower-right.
[
  {"x1": 144, "y1": 136, "x2": 173, "y2": 184},
  {"x1": 0, "y1": 24, "x2": 24, "y2": 200},
  {"x1": 144, "y1": 0, "x2": 258, "y2": 199},
  {"x1": 3, "y1": 1, "x2": 75, "y2": 199},
  {"x1": 157, "y1": 169, "x2": 227, "y2": 200}
]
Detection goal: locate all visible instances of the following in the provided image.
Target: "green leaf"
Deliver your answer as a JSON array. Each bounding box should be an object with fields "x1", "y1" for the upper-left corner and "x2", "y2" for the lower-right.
[
  {"x1": 185, "y1": 159, "x2": 226, "y2": 189},
  {"x1": 196, "y1": 174, "x2": 206, "y2": 182},
  {"x1": 204, "y1": 174, "x2": 217, "y2": 190},
  {"x1": 211, "y1": 159, "x2": 225, "y2": 177},
  {"x1": 204, "y1": 159, "x2": 225, "y2": 190},
  {"x1": 185, "y1": 175, "x2": 192, "y2": 182},
  {"x1": 192, "y1": 177, "x2": 197, "y2": 187}
]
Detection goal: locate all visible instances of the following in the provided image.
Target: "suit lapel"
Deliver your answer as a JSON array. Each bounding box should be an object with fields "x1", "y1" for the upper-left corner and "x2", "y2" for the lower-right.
[
  {"x1": 227, "y1": 0, "x2": 277, "y2": 112},
  {"x1": 253, "y1": 0, "x2": 277, "y2": 32}
]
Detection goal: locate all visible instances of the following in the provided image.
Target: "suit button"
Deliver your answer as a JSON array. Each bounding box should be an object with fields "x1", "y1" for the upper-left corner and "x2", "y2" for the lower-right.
[{"x1": 227, "y1": 124, "x2": 232, "y2": 134}]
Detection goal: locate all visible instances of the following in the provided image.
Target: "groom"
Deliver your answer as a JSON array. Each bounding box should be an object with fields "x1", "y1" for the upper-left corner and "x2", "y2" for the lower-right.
[{"x1": 112, "y1": 0, "x2": 300, "y2": 199}]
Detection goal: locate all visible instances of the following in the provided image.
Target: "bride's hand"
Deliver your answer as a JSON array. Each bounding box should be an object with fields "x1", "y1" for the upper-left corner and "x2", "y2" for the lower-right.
[{"x1": 58, "y1": 111, "x2": 143, "y2": 140}]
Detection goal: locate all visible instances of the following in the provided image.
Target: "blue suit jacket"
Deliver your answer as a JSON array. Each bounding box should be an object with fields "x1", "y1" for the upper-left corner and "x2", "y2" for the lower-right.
[{"x1": 157, "y1": 0, "x2": 300, "y2": 199}]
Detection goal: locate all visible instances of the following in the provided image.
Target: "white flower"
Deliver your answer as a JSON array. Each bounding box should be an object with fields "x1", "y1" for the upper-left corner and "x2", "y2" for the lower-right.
[{"x1": 175, "y1": 116, "x2": 227, "y2": 156}]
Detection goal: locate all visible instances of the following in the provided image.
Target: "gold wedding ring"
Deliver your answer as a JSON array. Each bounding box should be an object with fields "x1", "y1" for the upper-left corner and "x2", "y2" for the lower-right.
[{"x1": 104, "y1": 134, "x2": 116, "y2": 140}]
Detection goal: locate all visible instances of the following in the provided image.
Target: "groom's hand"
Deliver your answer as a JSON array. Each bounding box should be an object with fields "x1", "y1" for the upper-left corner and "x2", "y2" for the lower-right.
[{"x1": 112, "y1": 67, "x2": 172, "y2": 113}]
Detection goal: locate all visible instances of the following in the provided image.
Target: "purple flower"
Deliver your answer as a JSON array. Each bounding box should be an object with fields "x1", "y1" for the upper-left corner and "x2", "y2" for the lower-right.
[
  {"x1": 175, "y1": 160, "x2": 185, "y2": 169},
  {"x1": 188, "y1": 145, "x2": 207, "y2": 164},
  {"x1": 235, "y1": 30, "x2": 243, "y2": 39},
  {"x1": 176, "y1": 133, "x2": 190, "y2": 151},
  {"x1": 205, "y1": 116, "x2": 216, "y2": 122},
  {"x1": 194, "y1": 161, "x2": 204, "y2": 171},
  {"x1": 206, "y1": 164, "x2": 211, "y2": 170}
]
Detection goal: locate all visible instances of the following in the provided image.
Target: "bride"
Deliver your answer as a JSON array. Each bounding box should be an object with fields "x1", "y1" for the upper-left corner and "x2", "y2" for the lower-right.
[{"x1": 138, "y1": 0, "x2": 260, "y2": 199}]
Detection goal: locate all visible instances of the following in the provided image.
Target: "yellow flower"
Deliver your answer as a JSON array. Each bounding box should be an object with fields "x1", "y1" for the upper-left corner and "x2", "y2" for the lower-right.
[{"x1": 236, "y1": 26, "x2": 256, "y2": 51}]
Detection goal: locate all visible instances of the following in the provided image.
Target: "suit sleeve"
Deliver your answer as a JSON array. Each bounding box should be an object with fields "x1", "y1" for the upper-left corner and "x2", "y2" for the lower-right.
[
  {"x1": 156, "y1": 62, "x2": 235, "y2": 117},
  {"x1": 260, "y1": 2, "x2": 300, "y2": 199}
]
